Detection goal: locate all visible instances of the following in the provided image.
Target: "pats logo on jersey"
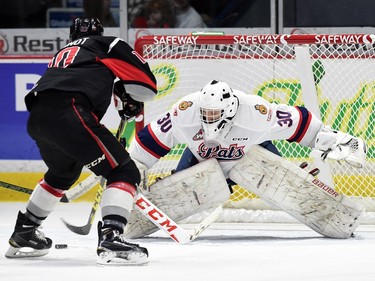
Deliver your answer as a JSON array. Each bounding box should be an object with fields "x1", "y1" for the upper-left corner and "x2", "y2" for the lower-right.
[
  {"x1": 178, "y1": 101, "x2": 193, "y2": 110},
  {"x1": 198, "y1": 143, "x2": 245, "y2": 160},
  {"x1": 255, "y1": 104, "x2": 268, "y2": 115}
]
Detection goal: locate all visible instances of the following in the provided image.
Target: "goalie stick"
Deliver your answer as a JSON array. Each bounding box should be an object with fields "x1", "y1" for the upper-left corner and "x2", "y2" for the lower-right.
[{"x1": 134, "y1": 193, "x2": 223, "y2": 244}]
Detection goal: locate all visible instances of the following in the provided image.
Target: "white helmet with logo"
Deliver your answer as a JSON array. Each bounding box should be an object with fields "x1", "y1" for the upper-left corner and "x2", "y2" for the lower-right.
[{"x1": 197, "y1": 80, "x2": 239, "y2": 147}]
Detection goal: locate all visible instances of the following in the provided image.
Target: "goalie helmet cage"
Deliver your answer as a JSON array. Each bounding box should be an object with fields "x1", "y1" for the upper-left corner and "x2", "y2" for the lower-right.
[{"x1": 134, "y1": 34, "x2": 375, "y2": 222}]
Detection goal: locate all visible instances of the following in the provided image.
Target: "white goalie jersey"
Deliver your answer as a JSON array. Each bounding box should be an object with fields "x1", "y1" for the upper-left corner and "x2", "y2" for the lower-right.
[{"x1": 129, "y1": 90, "x2": 323, "y2": 177}]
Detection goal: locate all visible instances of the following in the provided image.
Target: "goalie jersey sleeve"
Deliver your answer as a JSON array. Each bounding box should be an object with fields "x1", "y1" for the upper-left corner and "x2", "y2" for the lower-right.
[
  {"x1": 129, "y1": 110, "x2": 177, "y2": 169},
  {"x1": 129, "y1": 90, "x2": 324, "y2": 174}
]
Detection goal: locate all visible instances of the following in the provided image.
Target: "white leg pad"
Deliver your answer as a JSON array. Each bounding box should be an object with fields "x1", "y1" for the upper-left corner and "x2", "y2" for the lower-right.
[
  {"x1": 229, "y1": 145, "x2": 364, "y2": 239},
  {"x1": 124, "y1": 158, "x2": 230, "y2": 238}
]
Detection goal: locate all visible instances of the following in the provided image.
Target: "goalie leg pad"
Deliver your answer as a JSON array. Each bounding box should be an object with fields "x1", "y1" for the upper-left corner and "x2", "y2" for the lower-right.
[
  {"x1": 124, "y1": 158, "x2": 230, "y2": 239},
  {"x1": 229, "y1": 145, "x2": 364, "y2": 239}
]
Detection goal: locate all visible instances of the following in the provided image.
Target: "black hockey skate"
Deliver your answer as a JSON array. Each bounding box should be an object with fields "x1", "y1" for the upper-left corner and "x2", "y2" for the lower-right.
[
  {"x1": 97, "y1": 221, "x2": 148, "y2": 265},
  {"x1": 5, "y1": 211, "x2": 52, "y2": 258}
]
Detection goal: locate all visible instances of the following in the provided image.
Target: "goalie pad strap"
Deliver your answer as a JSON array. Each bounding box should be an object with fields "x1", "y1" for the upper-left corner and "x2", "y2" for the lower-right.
[
  {"x1": 124, "y1": 158, "x2": 230, "y2": 238},
  {"x1": 229, "y1": 145, "x2": 364, "y2": 239}
]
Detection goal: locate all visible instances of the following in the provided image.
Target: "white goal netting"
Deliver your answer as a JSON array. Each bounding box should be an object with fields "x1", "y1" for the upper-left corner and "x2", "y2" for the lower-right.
[{"x1": 134, "y1": 34, "x2": 375, "y2": 222}]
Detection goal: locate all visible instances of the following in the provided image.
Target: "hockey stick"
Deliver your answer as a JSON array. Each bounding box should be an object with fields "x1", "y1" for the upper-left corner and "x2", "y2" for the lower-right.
[
  {"x1": 0, "y1": 180, "x2": 33, "y2": 195},
  {"x1": 0, "y1": 174, "x2": 101, "y2": 202},
  {"x1": 61, "y1": 177, "x2": 105, "y2": 235},
  {"x1": 60, "y1": 174, "x2": 101, "y2": 203}
]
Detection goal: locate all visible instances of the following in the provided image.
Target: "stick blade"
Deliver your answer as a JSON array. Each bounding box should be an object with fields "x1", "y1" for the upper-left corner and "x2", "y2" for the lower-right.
[
  {"x1": 61, "y1": 218, "x2": 92, "y2": 235},
  {"x1": 189, "y1": 205, "x2": 222, "y2": 242}
]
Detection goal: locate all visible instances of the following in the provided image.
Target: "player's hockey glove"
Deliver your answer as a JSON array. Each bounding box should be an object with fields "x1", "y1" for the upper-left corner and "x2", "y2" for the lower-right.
[{"x1": 113, "y1": 81, "x2": 144, "y2": 120}]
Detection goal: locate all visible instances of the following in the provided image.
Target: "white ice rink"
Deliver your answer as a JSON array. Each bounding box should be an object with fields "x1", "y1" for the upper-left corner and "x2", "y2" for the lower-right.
[{"x1": 1, "y1": 202, "x2": 375, "y2": 281}]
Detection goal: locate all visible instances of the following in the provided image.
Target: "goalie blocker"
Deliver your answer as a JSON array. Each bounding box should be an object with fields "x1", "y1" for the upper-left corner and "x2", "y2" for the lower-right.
[{"x1": 230, "y1": 145, "x2": 364, "y2": 239}]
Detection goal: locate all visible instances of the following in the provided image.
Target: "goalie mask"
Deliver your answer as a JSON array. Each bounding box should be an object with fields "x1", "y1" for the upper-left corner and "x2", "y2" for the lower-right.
[
  {"x1": 69, "y1": 17, "x2": 104, "y2": 41},
  {"x1": 198, "y1": 80, "x2": 239, "y2": 148}
]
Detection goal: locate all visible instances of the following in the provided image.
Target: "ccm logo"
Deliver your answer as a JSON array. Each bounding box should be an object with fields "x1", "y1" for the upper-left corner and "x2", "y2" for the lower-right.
[
  {"x1": 85, "y1": 154, "x2": 105, "y2": 168},
  {"x1": 135, "y1": 196, "x2": 179, "y2": 242}
]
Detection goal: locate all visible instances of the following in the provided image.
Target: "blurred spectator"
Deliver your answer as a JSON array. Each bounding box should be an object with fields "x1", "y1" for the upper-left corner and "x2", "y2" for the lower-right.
[
  {"x1": 83, "y1": 0, "x2": 118, "y2": 27},
  {"x1": 144, "y1": 0, "x2": 175, "y2": 28},
  {"x1": 101, "y1": 0, "x2": 119, "y2": 26},
  {"x1": 173, "y1": 0, "x2": 206, "y2": 28},
  {"x1": 129, "y1": 0, "x2": 149, "y2": 28}
]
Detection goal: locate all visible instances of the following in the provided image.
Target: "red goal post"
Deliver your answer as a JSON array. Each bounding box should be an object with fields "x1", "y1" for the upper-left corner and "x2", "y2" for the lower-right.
[{"x1": 134, "y1": 34, "x2": 375, "y2": 218}]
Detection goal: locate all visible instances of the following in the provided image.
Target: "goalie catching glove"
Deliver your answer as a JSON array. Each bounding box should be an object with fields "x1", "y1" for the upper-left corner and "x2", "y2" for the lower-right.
[
  {"x1": 113, "y1": 80, "x2": 144, "y2": 120},
  {"x1": 314, "y1": 126, "x2": 367, "y2": 168}
]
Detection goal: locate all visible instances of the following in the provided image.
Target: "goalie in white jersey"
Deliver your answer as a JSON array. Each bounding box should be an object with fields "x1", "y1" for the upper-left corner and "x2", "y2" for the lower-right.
[
  {"x1": 126, "y1": 79, "x2": 367, "y2": 239},
  {"x1": 130, "y1": 79, "x2": 366, "y2": 175}
]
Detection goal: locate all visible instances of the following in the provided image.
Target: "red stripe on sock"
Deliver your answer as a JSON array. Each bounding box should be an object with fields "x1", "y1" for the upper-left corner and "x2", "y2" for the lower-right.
[
  {"x1": 39, "y1": 179, "x2": 64, "y2": 198},
  {"x1": 107, "y1": 181, "x2": 136, "y2": 197}
]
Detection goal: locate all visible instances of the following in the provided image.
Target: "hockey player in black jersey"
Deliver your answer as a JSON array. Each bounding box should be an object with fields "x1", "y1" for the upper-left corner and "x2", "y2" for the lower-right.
[{"x1": 5, "y1": 17, "x2": 157, "y2": 265}]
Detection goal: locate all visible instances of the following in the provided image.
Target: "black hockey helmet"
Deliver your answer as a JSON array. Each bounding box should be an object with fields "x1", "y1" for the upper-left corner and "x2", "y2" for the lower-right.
[{"x1": 69, "y1": 17, "x2": 104, "y2": 41}]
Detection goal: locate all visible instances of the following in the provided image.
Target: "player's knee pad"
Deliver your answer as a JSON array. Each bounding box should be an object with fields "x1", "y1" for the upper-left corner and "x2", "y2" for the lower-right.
[{"x1": 105, "y1": 159, "x2": 141, "y2": 189}]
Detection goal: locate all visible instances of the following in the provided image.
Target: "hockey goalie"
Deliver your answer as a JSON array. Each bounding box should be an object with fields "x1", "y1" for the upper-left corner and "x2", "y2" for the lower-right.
[{"x1": 125, "y1": 79, "x2": 367, "y2": 240}]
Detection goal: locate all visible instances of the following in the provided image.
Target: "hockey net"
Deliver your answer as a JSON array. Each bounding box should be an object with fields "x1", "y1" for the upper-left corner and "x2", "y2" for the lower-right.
[{"x1": 134, "y1": 34, "x2": 375, "y2": 221}]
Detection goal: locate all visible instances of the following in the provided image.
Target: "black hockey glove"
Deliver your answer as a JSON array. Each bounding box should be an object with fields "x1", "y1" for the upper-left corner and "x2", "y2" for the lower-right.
[{"x1": 113, "y1": 81, "x2": 144, "y2": 120}]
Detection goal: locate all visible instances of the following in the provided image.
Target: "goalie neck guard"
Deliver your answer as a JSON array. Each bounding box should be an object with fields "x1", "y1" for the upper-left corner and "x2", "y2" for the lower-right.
[{"x1": 197, "y1": 80, "x2": 239, "y2": 148}]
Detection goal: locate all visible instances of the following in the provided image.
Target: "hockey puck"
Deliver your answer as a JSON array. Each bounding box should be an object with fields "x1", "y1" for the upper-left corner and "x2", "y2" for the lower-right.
[{"x1": 55, "y1": 244, "x2": 68, "y2": 249}]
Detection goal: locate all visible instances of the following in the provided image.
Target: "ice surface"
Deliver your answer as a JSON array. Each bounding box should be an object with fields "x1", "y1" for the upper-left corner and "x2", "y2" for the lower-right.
[{"x1": 1, "y1": 202, "x2": 375, "y2": 281}]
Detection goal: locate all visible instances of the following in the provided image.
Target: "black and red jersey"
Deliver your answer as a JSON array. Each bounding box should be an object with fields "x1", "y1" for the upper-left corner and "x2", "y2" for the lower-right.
[{"x1": 27, "y1": 36, "x2": 157, "y2": 118}]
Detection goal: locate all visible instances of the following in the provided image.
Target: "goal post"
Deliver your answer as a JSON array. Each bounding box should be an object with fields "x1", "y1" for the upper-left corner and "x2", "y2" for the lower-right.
[{"x1": 133, "y1": 34, "x2": 375, "y2": 219}]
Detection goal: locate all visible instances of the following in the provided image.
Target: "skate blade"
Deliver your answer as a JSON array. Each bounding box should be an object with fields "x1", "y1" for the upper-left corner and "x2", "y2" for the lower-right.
[
  {"x1": 5, "y1": 245, "x2": 49, "y2": 258},
  {"x1": 97, "y1": 251, "x2": 148, "y2": 266}
]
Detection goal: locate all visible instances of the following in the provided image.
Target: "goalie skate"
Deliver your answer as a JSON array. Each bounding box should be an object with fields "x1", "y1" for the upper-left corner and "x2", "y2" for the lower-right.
[
  {"x1": 229, "y1": 145, "x2": 364, "y2": 239},
  {"x1": 5, "y1": 211, "x2": 52, "y2": 258},
  {"x1": 97, "y1": 222, "x2": 148, "y2": 266}
]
